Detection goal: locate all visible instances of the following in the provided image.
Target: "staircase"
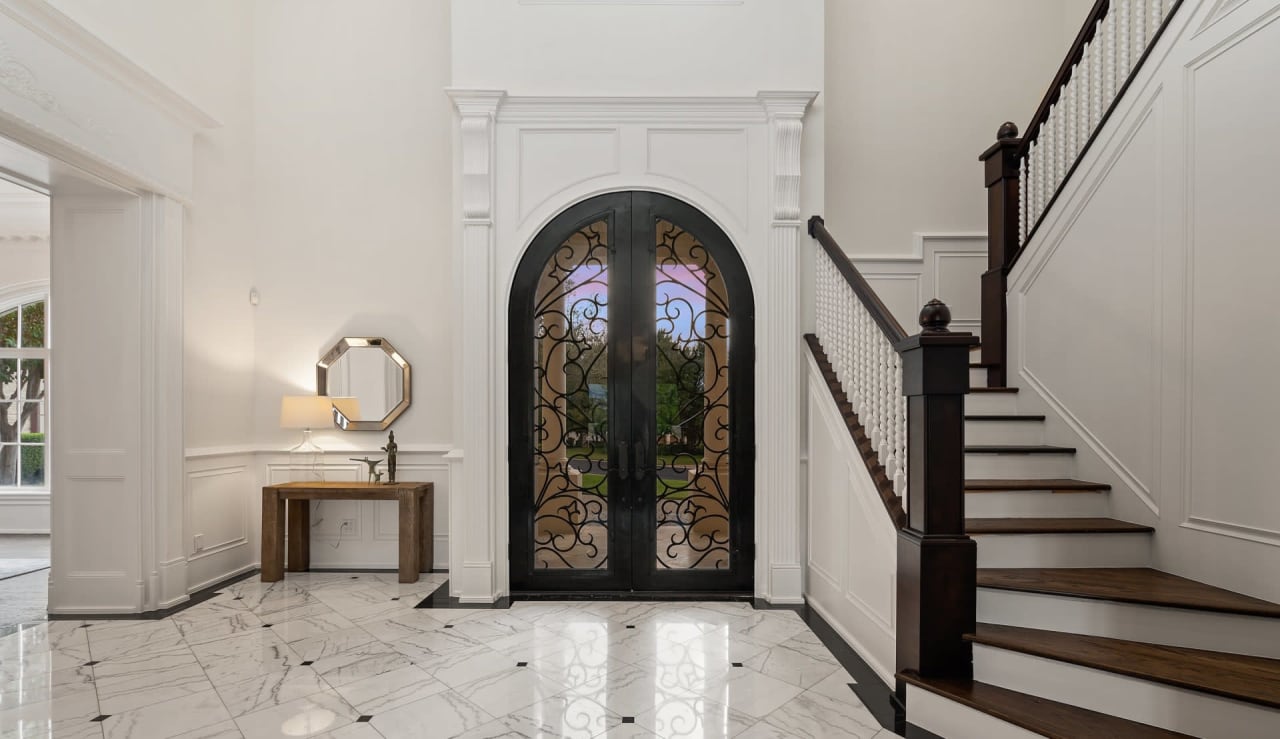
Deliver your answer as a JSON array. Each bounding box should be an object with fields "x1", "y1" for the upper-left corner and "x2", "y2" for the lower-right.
[{"x1": 901, "y1": 350, "x2": 1280, "y2": 738}]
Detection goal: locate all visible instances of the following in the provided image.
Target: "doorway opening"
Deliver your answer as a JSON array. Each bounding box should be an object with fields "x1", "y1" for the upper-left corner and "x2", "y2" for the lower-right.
[
  {"x1": 0, "y1": 176, "x2": 50, "y2": 626},
  {"x1": 509, "y1": 192, "x2": 755, "y2": 594}
]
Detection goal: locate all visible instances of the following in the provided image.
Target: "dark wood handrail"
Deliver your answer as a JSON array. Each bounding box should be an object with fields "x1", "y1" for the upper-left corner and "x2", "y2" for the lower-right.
[
  {"x1": 807, "y1": 215, "x2": 908, "y2": 345},
  {"x1": 1018, "y1": 0, "x2": 1111, "y2": 159}
]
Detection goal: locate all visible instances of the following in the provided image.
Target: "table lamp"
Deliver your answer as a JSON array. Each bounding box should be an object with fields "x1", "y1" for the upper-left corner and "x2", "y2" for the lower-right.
[{"x1": 280, "y1": 395, "x2": 334, "y2": 481}]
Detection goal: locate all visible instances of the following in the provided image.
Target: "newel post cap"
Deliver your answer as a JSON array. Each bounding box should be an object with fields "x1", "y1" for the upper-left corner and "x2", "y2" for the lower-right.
[
  {"x1": 997, "y1": 121, "x2": 1020, "y2": 140},
  {"x1": 919, "y1": 299, "x2": 952, "y2": 334}
]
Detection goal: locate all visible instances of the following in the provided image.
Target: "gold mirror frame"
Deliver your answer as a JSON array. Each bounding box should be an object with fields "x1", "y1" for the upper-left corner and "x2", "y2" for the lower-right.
[{"x1": 316, "y1": 337, "x2": 411, "y2": 431}]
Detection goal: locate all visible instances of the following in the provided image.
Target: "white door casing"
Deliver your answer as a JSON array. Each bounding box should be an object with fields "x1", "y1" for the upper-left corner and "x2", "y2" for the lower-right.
[{"x1": 448, "y1": 91, "x2": 816, "y2": 603}]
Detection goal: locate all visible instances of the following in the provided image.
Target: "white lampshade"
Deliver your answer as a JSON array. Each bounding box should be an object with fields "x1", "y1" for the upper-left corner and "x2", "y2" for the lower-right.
[{"x1": 280, "y1": 395, "x2": 334, "y2": 429}]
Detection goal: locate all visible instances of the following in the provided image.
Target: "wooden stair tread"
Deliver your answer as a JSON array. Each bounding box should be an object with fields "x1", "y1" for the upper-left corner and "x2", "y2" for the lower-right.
[
  {"x1": 966, "y1": 518, "x2": 1152, "y2": 535},
  {"x1": 966, "y1": 478, "x2": 1110, "y2": 492},
  {"x1": 899, "y1": 671, "x2": 1193, "y2": 739},
  {"x1": 966, "y1": 445, "x2": 1076, "y2": 454},
  {"x1": 976, "y1": 567, "x2": 1280, "y2": 618},
  {"x1": 968, "y1": 623, "x2": 1280, "y2": 710},
  {"x1": 970, "y1": 386, "x2": 1018, "y2": 393},
  {"x1": 965, "y1": 414, "x2": 1047, "y2": 422}
]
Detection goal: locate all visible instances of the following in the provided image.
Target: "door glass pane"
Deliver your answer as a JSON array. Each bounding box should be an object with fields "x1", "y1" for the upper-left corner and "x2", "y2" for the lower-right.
[
  {"x1": 20, "y1": 359, "x2": 44, "y2": 400},
  {"x1": 0, "y1": 309, "x2": 15, "y2": 348},
  {"x1": 20, "y1": 444, "x2": 43, "y2": 486},
  {"x1": 532, "y1": 219, "x2": 611, "y2": 569},
  {"x1": 0, "y1": 445, "x2": 15, "y2": 485},
  {"x1": 20, "y1": 300, "x2": 44, "y2": 348},
  {"x1": 653, "y1": 220, "x2": 731, "y2": 570}
]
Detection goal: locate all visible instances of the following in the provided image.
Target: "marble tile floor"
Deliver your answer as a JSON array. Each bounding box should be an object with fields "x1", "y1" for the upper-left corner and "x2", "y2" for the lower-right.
[
  {"x1": 0, "y1": 536, "x2": 51, "y2": 629},
  {"x1": 0, "y1": 572, "x2": 898, "y2": 738}
]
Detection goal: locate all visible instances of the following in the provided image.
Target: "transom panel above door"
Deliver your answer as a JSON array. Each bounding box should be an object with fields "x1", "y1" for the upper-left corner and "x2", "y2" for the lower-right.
[{"x1": 508, "y1": 192, "x2": 755, "y2": 594}]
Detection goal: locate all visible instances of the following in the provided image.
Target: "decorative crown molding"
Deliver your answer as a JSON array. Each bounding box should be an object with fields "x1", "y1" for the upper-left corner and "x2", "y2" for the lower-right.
[{"x1": 0, "y1": 0, "x2": 220, "y2": 130}]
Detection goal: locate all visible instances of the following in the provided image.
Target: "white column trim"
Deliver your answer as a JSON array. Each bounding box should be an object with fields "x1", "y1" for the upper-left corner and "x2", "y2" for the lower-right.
[
  {"x1": 760, "y1": 90, "x2": 815, "y2": 603},
  {"x1": 447, "y1": 89, "x2": 504, "y2": 601}
]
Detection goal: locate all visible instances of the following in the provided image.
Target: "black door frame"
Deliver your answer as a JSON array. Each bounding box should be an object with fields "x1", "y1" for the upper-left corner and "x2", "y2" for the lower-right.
[{"x1": 508, "y1": 191, "x2": 755, "y2": 594}]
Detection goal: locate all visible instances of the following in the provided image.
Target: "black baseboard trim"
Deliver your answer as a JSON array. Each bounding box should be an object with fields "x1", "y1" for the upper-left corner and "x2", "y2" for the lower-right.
[
  {"x1": 415, "y1": 580, "x2": 511, "y2": 609},
  {"x1": 905, "y1": 722, "x2": 945, "y2": 739},
  {"x1": 795, "y1": 601, "x2": 901, "y2": 735},
  {"x1": 512, "y1": 590, "x2": 753, "y2": 602},
  {"x1": 45, "y1": 568, "x2": 259, "y2": 622},
  {"x1": 0, "y1": 565, "x2": 49, "y2": 583}
]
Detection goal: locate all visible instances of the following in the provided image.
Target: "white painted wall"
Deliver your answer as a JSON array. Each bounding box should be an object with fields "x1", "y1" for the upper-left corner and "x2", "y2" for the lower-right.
[
  {"x1": 1008, "y1": 0, "x2": 1280, "y2": 603},
  {"x1": 823, "y1": 1, "x2": 1085, "y2": 259}
]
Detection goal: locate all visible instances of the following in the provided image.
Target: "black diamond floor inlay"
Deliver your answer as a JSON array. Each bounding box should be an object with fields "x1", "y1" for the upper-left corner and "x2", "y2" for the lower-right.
[
  {"x1": 517, "y1": 661, "x2": 528, "y2": 667},
  {"x1": 356, "y1": 715, "x2": 373, "y2": 723},
  {"x1": 83, "y1": 661, "x2": 100, "y2": 667},
  {"x1": 621, "y1": 717, "x2": 635, "y2": 724},
  {"x1": 90, "y1": 715, "x2": 109, "y2": 722},
  {"x1": 732, "y1": 662, "x2": 743, "y2": 667},
  {"x1": 391, "y1": 597, "x2": 400, "y2": 601},
  {"x1": 625, "y1": 625, "x2": 636, "y2": 629},
  {"x1": 262, "y1": 624, "x2": 272, "y2": 628},
  {"x1": 300, "y1": 661, "x2": 314, "y2": 666},
  {"x1": 444, "y1": 624, "x2": 454, "y2": 628}
]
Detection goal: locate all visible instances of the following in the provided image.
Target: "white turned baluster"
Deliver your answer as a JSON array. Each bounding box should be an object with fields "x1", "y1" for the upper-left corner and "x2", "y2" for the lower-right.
[
  {"x1": 1055, "y1": 102, "x2": 1066, "y2": 193},
  {"x1": 1019, "y1": 156, "x2": 1028, "y2": 246},
  {"x1": 1120, "y1": 0, "x2": 1132, "y2": 78},
  {"x1": 1078, "y1": 51, "x2": 1091, "y2": 146},
  {"x1": 1135, "y1": 0, "x2": 1148, "y2": 58},
  {"x1": 1030, "y1": 138, "x2": 1041, "y2": 225},
  {"x1": 1106, "y1": 8, "x2": 1119, "y2": 103},
  {"x1": 1064, "y1": 73, "x2": 1076, "y2": 166},
  {"x1": 1092, "y1": 25, "x2": 1104, "y2": 130},
  {"x1": 1151, "y1": 0, "x2": 1164, "y2": 45}
]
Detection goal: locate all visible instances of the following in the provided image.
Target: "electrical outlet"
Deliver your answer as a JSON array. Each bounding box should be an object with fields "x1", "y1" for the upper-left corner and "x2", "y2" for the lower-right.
[
  {"x1": 341, "y1": 518, "x2": 356, "y2": 531},
  {"x1": 193, "y1": 534, "x2": 204, "y2": 552}
]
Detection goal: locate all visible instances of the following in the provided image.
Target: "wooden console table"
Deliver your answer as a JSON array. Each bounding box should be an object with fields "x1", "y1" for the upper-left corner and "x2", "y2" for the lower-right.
[{"x1": 261, "y1": 481, "x2": 433, "y2": 583}]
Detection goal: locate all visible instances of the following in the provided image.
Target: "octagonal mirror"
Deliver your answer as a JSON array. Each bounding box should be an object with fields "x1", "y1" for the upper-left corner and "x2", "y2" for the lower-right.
[{"x1": 316, "y1": 337, "x2": 411, "y2": 431}]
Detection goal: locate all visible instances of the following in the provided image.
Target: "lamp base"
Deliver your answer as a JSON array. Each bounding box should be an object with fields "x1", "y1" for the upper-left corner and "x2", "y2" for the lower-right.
[{"x1": 289, "y1": 429, "x2": 325, "y2": 482}]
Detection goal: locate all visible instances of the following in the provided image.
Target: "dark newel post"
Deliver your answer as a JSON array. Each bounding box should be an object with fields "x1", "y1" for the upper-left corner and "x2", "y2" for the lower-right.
[
  {"x1": 977, "y1": 122, "x2": 1022, "y2": 388},
  {"x1": 895, "y1": 300, "x2": 979, "y2": 689}
]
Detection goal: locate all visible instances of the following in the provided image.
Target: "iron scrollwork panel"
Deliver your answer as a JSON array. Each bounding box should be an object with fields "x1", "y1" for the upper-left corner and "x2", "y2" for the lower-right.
[
  {"x1": 531, "y1": 220, "x2": 612, "y2": 569},
  {"x1": 652, "y1": 220, "x2": 732, "y2": 570}
]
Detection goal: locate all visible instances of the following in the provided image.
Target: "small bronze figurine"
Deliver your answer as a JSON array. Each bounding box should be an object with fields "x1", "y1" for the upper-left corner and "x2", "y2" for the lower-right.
[
  {"x1": 382, "y1": 430, "x2": 398, "y2": 484},
  {"x1": 350, "y1": 457, "x2": 382, "y2": 484}
]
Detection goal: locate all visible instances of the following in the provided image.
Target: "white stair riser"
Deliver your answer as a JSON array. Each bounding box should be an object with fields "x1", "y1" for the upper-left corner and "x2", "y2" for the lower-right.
[
  {"x1": 973, "y1": 645, "x2": 1280, "y2": 738},
  {"x1": 965, "y1": 420, "x2": 1045, "y2": 446},
  {"x1": 973, "y1": 532, "x2": 1151, "y2": 568},
  {"x1": 978, "y1": 589, "x2": 1280, "y2": 659},
  {"x1": 965, "y1": 491, "x2": 1108, "y2": 518},
  {"x1": 964, "y1": 453, "x2": 1074, "y2": 479},
  {"x1": 965, "y1": 393, "x2": 1019, "y2": 415},
  {"x1": 969, "y1": 367, "x2": 989, "y2": 387},
  {"x1": 905, "y1": 684, "x2": 1042, "y2": 739}
]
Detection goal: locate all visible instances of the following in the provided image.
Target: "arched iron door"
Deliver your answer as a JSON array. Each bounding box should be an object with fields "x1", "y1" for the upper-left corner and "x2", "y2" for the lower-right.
[{"x1": 509, "y1": 192, "x2": 755, "y2": 593}]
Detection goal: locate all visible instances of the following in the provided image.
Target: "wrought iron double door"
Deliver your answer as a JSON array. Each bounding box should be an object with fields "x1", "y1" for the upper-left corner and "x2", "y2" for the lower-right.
[{"x1": 509, "y1": 192, "x2": 754, "y2": 593}]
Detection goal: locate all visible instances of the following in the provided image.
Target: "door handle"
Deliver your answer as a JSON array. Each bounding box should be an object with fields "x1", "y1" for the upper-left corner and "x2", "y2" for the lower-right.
[
  {"x1": 616, "y1": 441, "x2": 629, "y2": 480},
  {"x1": 634, "y1": 440, "x2": 646, "y2": 480}
]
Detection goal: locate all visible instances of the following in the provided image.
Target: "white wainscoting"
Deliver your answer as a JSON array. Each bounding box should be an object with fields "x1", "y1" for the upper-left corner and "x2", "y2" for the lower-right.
[
  {"x1": 1006, "y1": 0, "x2": 1280, "y2": 602},
  {"x1": 184, "y1": 446, "x2": 453, "y2": 592},
  {"x1": 0, "y1": 492, "x2": 49, "y2": 533},
  {"x1": 855, "y1": 233, "x2": 987, "y2": 338},
  {"x1": 804, "y1": 350, "x2": 897, "y2": 685}
]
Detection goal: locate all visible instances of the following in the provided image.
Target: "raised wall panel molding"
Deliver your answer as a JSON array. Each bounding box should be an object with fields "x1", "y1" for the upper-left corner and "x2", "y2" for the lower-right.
[
  {"x1": 497, "y1": 95, "x2": 771, "y2": 124},
  {"x1": 521, "y1": 0, "x2": 742, "y2": 5}
]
